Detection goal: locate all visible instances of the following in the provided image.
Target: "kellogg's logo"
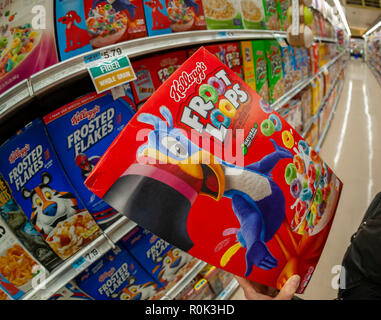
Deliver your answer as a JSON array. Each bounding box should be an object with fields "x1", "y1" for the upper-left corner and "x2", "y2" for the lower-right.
[
  {"x1": 71, "y1": 105, "x2": 101, "y2": 125},
  {"x1": 170, "y1": 62, "x2": 207, "y2": 102},
  {"x1": 9, "y1": 144, "x2": 30, "y2": 164},
  {"x1": 99, "y1": 267, "x2": 115, "y2": 282}
]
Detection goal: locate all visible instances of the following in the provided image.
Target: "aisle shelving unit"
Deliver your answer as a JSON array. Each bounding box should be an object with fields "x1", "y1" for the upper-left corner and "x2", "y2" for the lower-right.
[{"x1": 0, "y1": 27, "x2": 346, "y2": 301}]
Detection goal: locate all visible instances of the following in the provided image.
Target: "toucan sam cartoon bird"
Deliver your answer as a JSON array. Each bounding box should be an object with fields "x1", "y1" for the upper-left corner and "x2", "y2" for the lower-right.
[{"x1": 103, "y1": 106, "x2": 293, "y2": 277}]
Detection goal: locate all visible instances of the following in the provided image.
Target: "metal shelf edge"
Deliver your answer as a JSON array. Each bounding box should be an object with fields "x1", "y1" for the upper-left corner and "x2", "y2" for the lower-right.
[{"x1": 215, "y1": 279, "x2": 239, "y2": 300}]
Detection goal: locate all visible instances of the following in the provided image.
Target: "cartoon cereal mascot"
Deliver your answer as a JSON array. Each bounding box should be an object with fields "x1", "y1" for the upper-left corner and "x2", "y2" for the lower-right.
[{"x1": 103, "y1": 106, "x2": 294, "y2": 277}]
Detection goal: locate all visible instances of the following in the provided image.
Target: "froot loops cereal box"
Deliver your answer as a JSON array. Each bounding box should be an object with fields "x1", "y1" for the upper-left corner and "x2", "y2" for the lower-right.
[
  {"x1": 143, "y1": 0, "x2": 172, "y2": 36},
  {"x1": 130, "y1": 50, "x2": 188, "y2": 104},
  {"x1": 0, "y1": 215, "x2": 46, "y2": 298},
  {"x1": 0, "y1": 0, "x2": 58, "y2": 95},
  {"x1": 55, "y1": 0, "x2": 148, "y2": 61},
  {"x1": 165, "y1": 0, "x2": 207, "y2": 32},
  {"x1": 43, "y1": 91, "x2": 136, "y2": 229},
  {"x1": 84, "y1": 47, "x2": 343, "y2": 293},
  {"x1": 0, "y1": 119, "x2": 102, "y2": 260}
]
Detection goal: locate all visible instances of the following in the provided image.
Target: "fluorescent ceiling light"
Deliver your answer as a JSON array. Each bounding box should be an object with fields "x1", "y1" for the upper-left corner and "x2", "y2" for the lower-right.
[
  {"x1": 332, "y1": 0, "x2": 351, "y2": 36},
  {"x1": 364, "y1": 20, "x2": 381, "y2": 37}
]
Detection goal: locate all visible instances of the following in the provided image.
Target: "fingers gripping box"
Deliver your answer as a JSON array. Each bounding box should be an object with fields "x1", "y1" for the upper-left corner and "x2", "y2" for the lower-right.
[
  {"x1": 0, "y1": 119, "x2": 102, "y2": 260},
  {"x1": 43, "y1": 91, "x2": 136, "y2": 229},
  {"x1": 85, "y1": 47, "x2": 343, "y2": 293},
  {"x1": 120, "y1": 226, "x2": 196, "y2": 290}
]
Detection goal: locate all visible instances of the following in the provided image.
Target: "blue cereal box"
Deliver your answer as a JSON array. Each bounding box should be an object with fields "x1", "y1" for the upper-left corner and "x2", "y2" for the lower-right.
[
  {"x1": 49, "y1": 281, "x2": 93, "y2": 300},
  {"x1": 43, "y1": 91, "x2": 136, "y2": 229},
  {"x1": 120, "y1": 226, "x2": 196, "y2": 290},
  {"x1": 143, "y1": 0, "x2": 172, "y2": 36},
  {"x1": 0, "y1": 119, "x2": 102, "y2": 260},
  {"x1": 76, "y1": 245, "x2": 161, "y2": 300}
]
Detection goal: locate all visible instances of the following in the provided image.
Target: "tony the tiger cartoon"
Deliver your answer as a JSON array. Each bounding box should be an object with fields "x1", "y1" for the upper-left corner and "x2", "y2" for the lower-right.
[{"x1": 0, "y1": 119, "x2": 101, "y2": 261}]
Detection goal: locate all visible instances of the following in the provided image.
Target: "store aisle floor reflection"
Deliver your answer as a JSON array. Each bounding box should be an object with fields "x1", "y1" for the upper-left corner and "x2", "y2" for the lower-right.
[
  {"x1": 230, "y1": 59, "x2": 381, "y2": 300},
  {"x1": 301, "y1": 59, "x2": 381, "y2": 299}
]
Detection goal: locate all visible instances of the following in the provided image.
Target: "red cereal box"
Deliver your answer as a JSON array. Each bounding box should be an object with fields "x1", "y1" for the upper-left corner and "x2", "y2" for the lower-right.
[
  {"x1": 85, "y1": 47, "x2": 343, "y2": 293},
  {"x1": 165, "y1": 0, "x2": 207, "y2": 32},
  {"x1": 130, "y1": 50, "x2": 188, "y2": 104}
]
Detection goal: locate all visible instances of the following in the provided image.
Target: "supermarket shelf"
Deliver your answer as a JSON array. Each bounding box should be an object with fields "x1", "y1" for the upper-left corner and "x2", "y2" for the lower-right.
[
  {"x1": 272, "y1": 51, "x2": 345, "y2": 112},
  {"x1": 21, "y1": 216, "x2": 138, "y2": 300},
  {"x1": 0, "y1": 30, "x2": 337, "y2": 120},
  {"x1": 162, "y1": 260, "x2": 208, "y2": 300},
  {"x1": 21, "y1": 233, "x2": 114, "y2": 300},
  {"x1": 301, "y1": 64, "x2": 345, "y2": 138},
  {"x1": 215, "y1": 279, "x2": 240, "y2": 300},
  {"x1": 315, "y1": 82, "x2": 344, "y2": 152}
]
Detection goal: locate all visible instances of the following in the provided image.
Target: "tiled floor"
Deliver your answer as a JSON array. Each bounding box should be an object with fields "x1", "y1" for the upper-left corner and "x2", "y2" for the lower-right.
[{"x1": 230, "y1": 58, "x2": 381, "y2": 300}]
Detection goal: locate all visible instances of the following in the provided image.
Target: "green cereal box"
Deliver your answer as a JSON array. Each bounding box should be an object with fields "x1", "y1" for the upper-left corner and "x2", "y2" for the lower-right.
[
  {"x1": 251, "y1": 40, "x2": 269, "y2": 102},
  {"x1": 240, "y1": 0, "x2": 266, "y2": 29},
  {"x1": 265, "y1": 40, "x2": 284, "y2": 103},
  {"x1": 263, "y1": 0, "x2": 281, "y2": 30},
  {"x1": 277, "y1": 0, "x2": 290, "y2": 31},
  {"x1": 201, "y1": 0, "x2": 243, "y2": 29}
]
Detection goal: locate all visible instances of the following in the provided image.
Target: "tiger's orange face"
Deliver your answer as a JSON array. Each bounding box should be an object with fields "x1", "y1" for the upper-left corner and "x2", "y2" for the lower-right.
[
  {"x1": 158, "y1": 248, "x2": 192, "y2": 282},
  {"x1": 22, "y1": 172, "x2": 79, "y2": 238}
]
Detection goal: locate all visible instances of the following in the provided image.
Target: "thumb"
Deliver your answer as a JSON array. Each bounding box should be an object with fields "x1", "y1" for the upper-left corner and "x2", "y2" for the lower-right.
[{"x1": 274, "y1": 275, "x2": 301, "y2": 300}]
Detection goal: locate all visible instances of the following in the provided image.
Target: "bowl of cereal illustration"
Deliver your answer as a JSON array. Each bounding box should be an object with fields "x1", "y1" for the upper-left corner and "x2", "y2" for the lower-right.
[
  {"x1": 86, "y1": 4, "x2": 128, "y2": 49},
  {"x1": 167, "y1": 0, "x2": 195, "y2": 32},
  {"x1": 241, "y1": 0, "x2": 263, "y2": 22},
  {"x1": 0, "y1": 22, "x2": 57, "y2": 94},
  {"x1": 204, "y1": 0, "x2": 237, "y2": 21}
]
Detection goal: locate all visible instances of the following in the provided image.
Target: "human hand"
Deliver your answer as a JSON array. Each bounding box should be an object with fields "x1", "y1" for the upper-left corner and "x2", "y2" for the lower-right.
[{"x1": 235, "y1": 274, "x2": 301, "y2": 300}]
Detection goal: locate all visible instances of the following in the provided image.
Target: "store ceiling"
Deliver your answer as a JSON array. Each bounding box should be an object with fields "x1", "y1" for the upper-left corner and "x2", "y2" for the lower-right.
[{"x1": 343, "y1": 0, "x2": 381, "y2": 34}]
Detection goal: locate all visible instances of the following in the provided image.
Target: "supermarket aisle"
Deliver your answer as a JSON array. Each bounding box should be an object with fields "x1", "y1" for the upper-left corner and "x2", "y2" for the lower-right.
[
  {"x1": 230, "y1": 59, "x2": 381, "y2": 300},
  {"x1": 301, "y1": 59, "x2": 381, "y2": 299}
]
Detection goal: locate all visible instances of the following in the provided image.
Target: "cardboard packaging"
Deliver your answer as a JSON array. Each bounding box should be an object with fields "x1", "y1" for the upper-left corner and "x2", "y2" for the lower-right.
[
  {"x1": 0, "y1": 174, "x2": 62, "y2": 271},
  {"x1": 201, "y1": 0, "x2": 243, "y2": 29},
  {"x1": 76, "y1": 245, "x2": 162, "y2": 300},
  {"x1": 84, "y1": 47, "x2": 343, "y2": 293},
  {"x1": 43, "y1": 91, "x2": 136, "y2": 229},
  {"x1": 49, "y1": 281, "x2": 93, "y2": 300},
  {"x1": 143, "y1": 0, "x2": 172, "y2": 36},
  {"x1": 0, "y1": 0, "x2": 58, "y2": 94},
  {"x1": 252, "y1": 40, "x2": 270, "y2": 102},
  {"x1": 240, "y1": 0, "x2": 267, "y2": 30},
  {"x1": 0, "y1": 119, "x2": 101, "y2": 260},
  {"x1": 240, "y1": 41, "x2": 256, "y2": 91},
  {"x1": 265, "y1": 40, "x2": 284, "y2": 103}
]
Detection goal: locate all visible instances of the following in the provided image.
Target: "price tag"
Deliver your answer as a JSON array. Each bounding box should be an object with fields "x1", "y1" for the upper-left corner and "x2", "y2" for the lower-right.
[
  {"x1": 84, "y1": 47, "x2": 136, "y2": 94},
  {"x1": 72, "y1": 248, "x2": 100, "y2": 273},
  {"x1": 275, "y1": 37, "x2": 288, "y2": 48},
  {"x1": 291, "y1": 0, "x2": 299, "y2": 36},
  {"x1": 218, "y1": 31, "x2": 234, "y2": 38}
]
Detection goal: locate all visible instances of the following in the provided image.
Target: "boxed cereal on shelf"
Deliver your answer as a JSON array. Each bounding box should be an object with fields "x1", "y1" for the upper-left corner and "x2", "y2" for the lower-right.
[
  {"x1": 0, "y1": 174, "x2": 62, "y2": 271},
  {"x1": 263, "y1": 0, "x2": 281, "y2": 30},
  {"x1": 0, "y1": 0, "x2": 58, "y2": 95},
  {"x1": 55, "y1": 0, "x2": 148, "y2": 61},
  {"x1": 120, "y1": 226, "x2": 197, "y2": 291},
  {"x1": 0, "y1": 119, "x2": 102, "y2": 260},
  {"x1": 240, "y1": 0, "x2": 267, "y2": 30},
  {"x1": 311, "y1": 78, "x2": 319, "y2": 115},
  {"x1": 204, "y1": 42, "x2": 243, "y2": 78},
  {"x1": 201, "y1": 0, "x2": 243, "y2": 29},
  {"x1": 240, "y1": 41, "x2": 256, "y2": 91},
  {"x1": 299, "y1": 86, "x2": 312, "y2": 127},
  {"x1": 131, "y1": 50, "x2": 188, "y2": 104},
  {"x1": 143, "y1": 0, "x2": 172, "y2": 36},
  {"x1": 0, "y1": 216, "x2": 46, "y2": 299},
  {"x1": 199, "y1": 264, "x2": 224, "y2": 295},
  {"x1": 84, "y1": 47, "x2": 343, "y2": 293},
  {"x1": 265, "y1": 39, "x2": 284, "y2": 103},
  {"x1": 279, "y1": 44, "x2": 294, "y2": 93},
  {"x1": 178, "y1": 278, "x2": 215, "y2": 300},
  {"x1": 277, "y1": 0, "x2": 290, "y2": 31},
  {"x1": 165, "y1": 0, "x2": 207, "y2": 32},
  {"x1": 252, "y1": 40, "x2": 270, "y2": 102},
  {"x1": 43, "y1": 90, "x2": 136, "y2": 229},
  {"x1": 76, "y1": 245, "x2": 162, "y2": 300},
  {"x1": 174, "y1": 275, "x2": 201, "y2": 300},
  {"x1": 49, "y1": 281, "x2": 93, "y2": 300}
]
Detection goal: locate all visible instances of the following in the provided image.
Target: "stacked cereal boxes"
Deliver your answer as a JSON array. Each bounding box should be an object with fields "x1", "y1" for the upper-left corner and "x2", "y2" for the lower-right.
[
  {"x1": 76, "y1": 245, "x2": 162, "y2": 300},
  {"x1": 0, "y1": 174, "x2": 62, "y2": 271},
  {"x1": 252, "y1": 40, "x2": 270, "y2": 102},
  {"x1": 265, "y1": 40, "x2": 284, "y2": 103},
  {"x1": 240, "y1": 0, "x2": 266, "y2": 30},
  {"x1": 0, "y1": 119, "x2": 102, "y2": 261},
  {"x1": 43, "y1": 91, "x2": 136, "y2": 229}
]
